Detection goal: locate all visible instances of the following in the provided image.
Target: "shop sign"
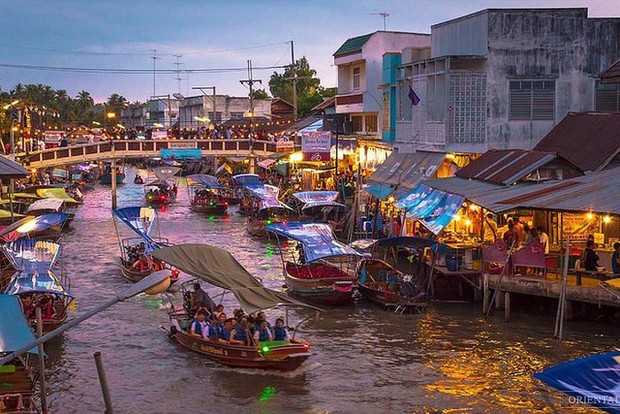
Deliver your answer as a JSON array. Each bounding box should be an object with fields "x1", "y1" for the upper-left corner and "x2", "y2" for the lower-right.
[
  {"x1": 302, "y1": 131, "x2": 331, "y2": 162},
  {"x1": 168, "y1": 141, "x2": 197, "y2": 149},
  {"x1": 152, "y1": 130, "x2": 168, "y2": 139},
  {"x1": 276, "y1": 139, "x2": 295, "y2": 153}
]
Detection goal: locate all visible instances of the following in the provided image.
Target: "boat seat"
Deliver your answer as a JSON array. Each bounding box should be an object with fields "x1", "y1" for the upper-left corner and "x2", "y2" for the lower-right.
[{"x1": 285, "y1": 262, "x2": 349, "y2": 280}]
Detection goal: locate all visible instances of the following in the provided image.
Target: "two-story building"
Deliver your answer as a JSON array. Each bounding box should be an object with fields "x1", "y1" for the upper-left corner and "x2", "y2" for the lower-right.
[
  {"x1": 395, "y1": 8, "x2": 620, "y2": 153},
  {"x1": 147, "y1": 98, "x2": 180, "y2": 128},
  {"x1": 120, "y1": 103, "x2": 148, "y2": 129},
  {"x1": 333, "y1": 31, "x2": 431, "y2": 137},
  {"x1": 178, "y1": 95, "x2": 271, "y2": 129}
]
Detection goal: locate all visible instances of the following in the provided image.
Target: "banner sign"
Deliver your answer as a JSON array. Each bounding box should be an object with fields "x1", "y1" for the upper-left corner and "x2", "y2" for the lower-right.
[
  {"x1": 152, "y1": 130, "x2": 168, "y2": 139},
  {"x1": 168, "y1": 141, "x2": 197, "y2": 149},
  {"x1": 512, "y1": 242, "x2": 546, "y2": 269},
  {"x1": 276, "y1": 140, "x2": 295, "y2": 153},
  {"x1": 160, "y1": 149, "x2": 202, "y2": 161},
  {"x1": 302, "y1": 131, "x2": 331, "y2": 162}
]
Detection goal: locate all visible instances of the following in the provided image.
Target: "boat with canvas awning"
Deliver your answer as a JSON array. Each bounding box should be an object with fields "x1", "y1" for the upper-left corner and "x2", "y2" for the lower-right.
[
  {"x1": 267, "y1": 222, "x2": 364, "y2": 305},
  {"x1": 153, "y1": 244, "x2": 317, "y2": 371},
  {"x1": 144, "y1": 166, "x2": 180, "y2": 206},
  {"x1": 112, "y1": 206, "x2": 176, "y2": 285},
  {"x1": 187, "y1": 174, "x2": 229, "y2": 216},
  {"x1": 288, "y1": 191, "x2": 346, "y2": 224},
  {"x1": 27, "y1": 197, "x2": 76, "y2": 229},
  {"x1": 0, "y1": 294, "x2": 38, "y2": 413},
  {"x1": 245, "y1": 184, "x2": 292, "y2": 237}
]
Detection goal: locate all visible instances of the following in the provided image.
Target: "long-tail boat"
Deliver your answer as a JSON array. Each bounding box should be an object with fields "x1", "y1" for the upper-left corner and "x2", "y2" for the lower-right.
[
  {"x1": 153, "y1": 244, "x2": 318, "y2": 371},
  {"x1": 187, "y1": 174, "x2": 229, "y2": 216},
  {"x1": 267, "y1": 222, "x2": 364, "y2": 305},
  {"x1": 245, "y1": 184, "x2": 292, "y2": 237},
  {"x1": 144, "y1": 166, "x2": 180, "y2": 206}
]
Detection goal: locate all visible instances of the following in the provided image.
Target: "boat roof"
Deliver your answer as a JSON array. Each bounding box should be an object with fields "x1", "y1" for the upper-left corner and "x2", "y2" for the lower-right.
[
  {"x1": 0, "y1": 294, "x2": 38, "y2": 354},
  {"x1": 0, "y1": 209, "x2": 25, "y2": 219},
  {"x1": 293, "y1": 191, "x2": 345, "y2": 210},
  {"x1": 187, "y1": 174, "x2": 222, "y2": 189},
  {"x1": 27, "y1": 198, "x2": 64, "y2": 212},
  {"x1": 144, "y1": 179, "x2": 172, "y2": 188},
  {"x1": 266, "y1": 222, "x2": 364, "y2": 262},
  {"x1": 3, "y1": 239, "x2": 62, "y2": 271},
  {"x1": 36, "y1": 188, "x2": 80, "y2": 204},
  {"x1": 232, "y1": 174, "x2": 261, "y2": 186},
  {"x1": 152, "y1": 244, "x2": 316, "y2": 314},
  {"x1": 246, "y1": 184, "x2": 292, "y2": 211},
  {"x1": 301, "y1": 200, "x2": 346, "y2": 211},
  {"x1": 350, "y1": 237, "x2": 438, "y2": 252},
  {"x1": 4, "y1": 269, "x2": 72, "y2": 297},
  {"x1": 113, "y1": 207, "x2": 158, "y2": 247},
  {"x1": 152, "y1": 166, "x2": 181, "y2": 181}
]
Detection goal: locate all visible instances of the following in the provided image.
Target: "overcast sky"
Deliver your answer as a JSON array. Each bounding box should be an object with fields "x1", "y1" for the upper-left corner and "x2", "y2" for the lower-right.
[{"x1": 1, "y1": 0, "x2": 619, "y2": 102}]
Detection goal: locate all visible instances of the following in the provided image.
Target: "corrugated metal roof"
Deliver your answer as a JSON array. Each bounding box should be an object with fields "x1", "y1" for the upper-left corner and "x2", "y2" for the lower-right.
[
  {"x1": 601, "y1": 59, "x2": 620, "y2": 84},
  {"x1": 456, "y1": 149, "x2": 557, "y2": 185},
  {"x1": 534, "y1": 112, "x2": 620, "y2": 172},
  {"x1": 368, "y1": 151, "x2": 446, "y2": 190},
  {"x1": 333, "y1": 33, "x2": 374, "y2": 57},
  {"x1": 0, "y1": 156, "x2": 28, "y2": 178}
]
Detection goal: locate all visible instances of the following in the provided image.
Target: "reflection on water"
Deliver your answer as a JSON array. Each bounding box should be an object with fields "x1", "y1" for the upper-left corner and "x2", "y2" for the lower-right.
[{"x1": 44, "y1": 170, "x2": 614, "y2": 413}]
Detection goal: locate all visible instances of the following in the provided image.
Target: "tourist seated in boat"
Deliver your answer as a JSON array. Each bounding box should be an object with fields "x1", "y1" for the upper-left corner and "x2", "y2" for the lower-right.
[
  {"x1": 229, "y1": 315, "x2": 250, "y2": 345},
  {"x1": 273, "y1": 318, "x2": 289, "y2": 342},
  {"x1": 218, "y1": 318, "x2": 234, "y2": 343},
  {"x1": 206, "y1": 316, "x2": 218, "y2": 340},
  {"x1": 253, "y1": 319, "x2": 273, "y2": 343},
  {"x1": 19, "y1": 294, "x2": 35, "y2": 319},
  {"x1": 213, "y1": 304, "x2": 225, "y2": 319},
  {"x1": 190, "y1": 310, "x2": 209, "y2": 338},
  {"x1": 39, "y1": 295, "x2": 57, "y2": 320},
  {"x1": 256, "y1": 311, "x2": 271, "y2": 329},
  {"x1": 193, "y1": 283, "x2": 216, "y2": 314},
  {"x1": 216, "y1": 313, "x2": 227, "y2": 337},
  {"x1": 131, "y1": 254, "x2": 151, "y2": 272}
]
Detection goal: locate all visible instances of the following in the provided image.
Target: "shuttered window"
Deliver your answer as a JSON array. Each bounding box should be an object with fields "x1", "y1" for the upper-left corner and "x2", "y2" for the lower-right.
[
  {"x1": 509, "y1": 80, "x2": 555, "y2": 121},
  {"x1": 595, "y1": 81, "x2": 620, "y2": 111}
]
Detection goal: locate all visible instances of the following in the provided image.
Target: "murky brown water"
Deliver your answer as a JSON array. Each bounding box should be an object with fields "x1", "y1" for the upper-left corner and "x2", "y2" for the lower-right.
[{"x1": 43, "y1": 169, "x2": 617, "y2": 413}]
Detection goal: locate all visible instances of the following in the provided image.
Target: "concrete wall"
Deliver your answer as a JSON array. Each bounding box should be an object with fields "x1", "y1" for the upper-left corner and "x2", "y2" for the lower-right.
[
  {"x1": 431, "y1": 11, "x2": 489, "y2": 57},
  {"x1": 179, "y1": 95, "x2": 272, "y2": 128}
]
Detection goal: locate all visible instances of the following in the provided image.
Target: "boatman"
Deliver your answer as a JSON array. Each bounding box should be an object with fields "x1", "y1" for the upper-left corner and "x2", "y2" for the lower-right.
[{"x1": 193, "y1": 283, "x2": 217, "y2": 314}]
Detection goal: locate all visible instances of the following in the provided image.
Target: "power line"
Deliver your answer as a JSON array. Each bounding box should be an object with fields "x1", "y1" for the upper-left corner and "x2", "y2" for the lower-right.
[{"x1": 0, "y1": 62, "x2": 288, "y2": 74}]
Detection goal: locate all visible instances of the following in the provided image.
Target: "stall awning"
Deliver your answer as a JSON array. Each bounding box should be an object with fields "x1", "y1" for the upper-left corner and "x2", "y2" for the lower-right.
[
  {"x1": 396, "y1": 183, "x2": 465, "y2": 235},
  {"x1": 366, "y1": 151, "x2": 446, "y2": 199}
]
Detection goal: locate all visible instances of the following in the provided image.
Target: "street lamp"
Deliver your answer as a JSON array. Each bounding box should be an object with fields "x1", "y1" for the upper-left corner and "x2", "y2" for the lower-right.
[{"x1": 4, "y1": 99, "x2": 21, "y2": 159}]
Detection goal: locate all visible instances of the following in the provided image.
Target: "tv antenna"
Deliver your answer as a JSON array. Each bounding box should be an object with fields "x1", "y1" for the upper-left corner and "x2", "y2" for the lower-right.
[{"x1": 371, "y1": 12, "x2": 390, "y2": 31}]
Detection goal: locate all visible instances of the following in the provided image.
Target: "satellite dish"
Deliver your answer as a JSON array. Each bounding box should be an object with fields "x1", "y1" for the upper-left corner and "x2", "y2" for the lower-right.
[{"x1": 173, "y1": 93, "x2": 185, "y2": 100}]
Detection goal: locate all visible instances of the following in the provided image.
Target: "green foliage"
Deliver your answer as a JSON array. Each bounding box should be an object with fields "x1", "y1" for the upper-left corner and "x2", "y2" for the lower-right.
[{"x1": 251, "y1": 89, "x2": 270, "y2": 100}]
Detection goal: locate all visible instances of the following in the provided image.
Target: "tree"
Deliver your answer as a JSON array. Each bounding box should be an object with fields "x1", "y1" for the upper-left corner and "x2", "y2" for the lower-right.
[
  {"x1": 251, "y1": 89, "x2": 269, "y2": 100},
  {"x1": 269, "y1": 56, "x2": 331, "y2": 118},
  {"x1": 105, "y1": 93, "x2": 127, "y2": 116}
]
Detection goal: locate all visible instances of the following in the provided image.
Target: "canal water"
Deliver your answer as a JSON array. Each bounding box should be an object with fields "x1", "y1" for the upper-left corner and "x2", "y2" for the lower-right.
[{"x1": 44, "y1": 169, "x2": 615, "y2": 413}]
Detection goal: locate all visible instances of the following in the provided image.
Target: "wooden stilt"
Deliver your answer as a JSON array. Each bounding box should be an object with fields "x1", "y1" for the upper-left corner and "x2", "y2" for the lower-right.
[
  {"x1": 110, "y1": 158, "x2": 117, "y2": 210},
  {"x1": 482, "y1": 273, "x2": 490, "y2": 314},
  {"x1": 504, "y1": 292, "x2": 511, "y2": 322}
]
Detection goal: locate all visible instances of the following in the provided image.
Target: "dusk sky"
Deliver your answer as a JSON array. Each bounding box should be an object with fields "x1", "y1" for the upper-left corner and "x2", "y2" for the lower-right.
[{"x1": 1, "y1": 0, "x2": 619, "y2": 102}]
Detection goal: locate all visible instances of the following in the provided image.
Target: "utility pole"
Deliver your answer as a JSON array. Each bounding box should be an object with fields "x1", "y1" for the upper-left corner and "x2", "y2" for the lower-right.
[
  {"x1": 239, "y1": 60, "x2": 262, "y2": 174},
  {"x1": 173, "y1": 55, "x2": 183, "y2": 94},
  {"x1": 151, "y1": 49, "x2": 157, "y2": 97},
  {"x1": 283, "y1": 41, "x2": 312, "y2": 120}
]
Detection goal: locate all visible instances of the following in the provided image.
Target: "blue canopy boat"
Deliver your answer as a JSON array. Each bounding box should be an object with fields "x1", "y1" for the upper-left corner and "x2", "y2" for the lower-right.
[
  {"x1": 267, "y1": 222, "x2": 364, "y2": 305},
  {"x1": 187, "y1": 174, "x2": 229, "y2": 216},
  {"x1": 244, "y1": 185, "x2": 292, "y2": 237},
  {"x1": 234, "y1": 174, "x2": 262, "y2": 214},
  {"x1": 290, "y1": 191, "x2": 346, "y2": 225},
  {"x1": 112, "y1": 206, "x2": 176, "y2": 284},
  {"x1": 0, "y1": 294, "x2": 39, "y2": 412},
  {"x1": 535, "y1": 352, "x2": 620, "y2": 413},
  {"x1": 350, "y1": 237, "x2": 437, "y2": 313},
  {"x1": 2, "y1": 240, "x2": 74, "y2": 333}
]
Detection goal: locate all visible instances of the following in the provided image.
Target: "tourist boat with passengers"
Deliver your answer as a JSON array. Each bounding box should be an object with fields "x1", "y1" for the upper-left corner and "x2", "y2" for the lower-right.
[
  {"x1": 267, "y1": 222, "x2": 364, "y2": 305},
  {"x1": 0, "y1": 294, "x2": 38, "y2": 413},
  {"x1": 112, "y1": 206, "x2": 177, "y2": 287},
  {"x1": 153, "y1": 243, "x2": 317, "y2": 371},
  {"x1": 187, "y1": 174, "x2": 229, "y2": 216},
  {"x1": 100, "y1": 163, "x2": 125, "y2": 185},
  {"x1": 245, "y1": 184, "x2": 293, "y2": 237},
  {"x1": 2, "y1": 238, "x2": 74, "y2": 333},
  {"x1": 26, "y1": 197, "x2": 77, "y2": 229},
  {"x1": 288, "y1": 191, "x2": 347, "y2": 226},
  {"x1": 350, "y1": 237, "x2": 436, "y2": 313},
  {"x1": 234, "y1": 174, "x2": 261, "y2": 214},
  {"x1": 144, "y1": 166, "x2": 180, "y2": 206}
]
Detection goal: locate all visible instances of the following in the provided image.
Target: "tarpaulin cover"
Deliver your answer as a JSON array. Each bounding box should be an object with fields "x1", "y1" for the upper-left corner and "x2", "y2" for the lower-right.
[
  {"x1": 4, "y1": 269, "x2": 72, "y2": 297},
  {"x1": 36, "y1": 188, "x2": 79, "y2": 204},
  {"x1": 159, "y1": 149, "x2": 202, "y2": 161},
  {"x1": 26, "y1": 213, "x2": 69, "y2": 233},
  {"x1": 187, "y1": 174, "x2": 222, "y2": 188},
  {"x1": 152, "y1": 244, "x2": 314, "y2": 312},
  {"x1": 0, "y1": 294, "x2": 38, "y2": 354},
  {"x1": 258, "y1": 159, "x2": 277, "y2": 169},
  {"x1": 535, "y1": 351, "x2": 620, "y2": 413},
  {"x1": 233, "y1": 174, "x2": 261, "y2": 187},
  {"x1": 152, "y1": 166, "x2": 181, "y2": 181},
  {"x1": 113, "y1": 207, "x2": 159, "y2": 252},
  {"x1": 0, "y1": 209, "x2": 24, "y2": 219},
  {"x1": 365, "y1": 183, "x2": 395, "y2": 200},
  {"x1": 397, "y1": 184, "x2": 464, "y2": 235},
  {"x1": 293, "y1": 191, "x2": 345, "y2": 210},
  {"x1": 3, "y1": 239, "x2": 61, "y2": 272},
  {"x1": 246, "y1": 184, "x2": 292, "y2": 211},
  {"x1": 266, "y1": 222, "x2": 364, "y2": 263},
  {"x1": 27, "y1": 198, "x2": 64, "y2": 212}
]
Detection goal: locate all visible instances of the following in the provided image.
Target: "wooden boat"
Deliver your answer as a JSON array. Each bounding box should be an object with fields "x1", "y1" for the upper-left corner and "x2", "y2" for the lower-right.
[
  {"x1": 267, "y1": 222, "x2": 364, "y2": 306},
  {"x1": 245, "y1": 184, "x2": 292, "y2": 237},
  {"x1": 100, "y1": 172, "x2": 125, "y2": 185},
  {"x1": 154, "y1": 244, "x2": 316, "y2": 372},
  {"x1": 288, "y1": 191, "x2": 346, "y2": 224},
  {"x1": 187, "y1": 174, "x2": 229, "y2": 216},
  {"x1": 144, "y1": 166, "x2": 181, "y2": 206},
  {"x1": 0, "y1": 294, "x2": 37, "y2": 413},
  {"x1": 234, "y1": 174, "x2": 261, "y2": 215},
  {"x1": 27, "y1": 198, "x2": 76, "y2": 229},
  {"x1": 357, "y1": 259, "x2": 427, "y2": 313}
]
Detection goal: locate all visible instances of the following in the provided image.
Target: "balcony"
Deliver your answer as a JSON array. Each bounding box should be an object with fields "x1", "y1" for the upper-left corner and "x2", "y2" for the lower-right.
[{"x1": 335, "y1": 93, "x2": 364, "y2": 114}]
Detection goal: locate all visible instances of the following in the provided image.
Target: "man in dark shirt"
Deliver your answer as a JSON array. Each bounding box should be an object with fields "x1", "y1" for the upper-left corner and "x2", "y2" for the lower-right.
[
  {"x1": 193, "y1": 283, "x2": 216, "y2": 313},
  {"x1": 612, "y1": 242, "x2": 620, "y2": 274},
  {"x1": 583, "y1": 240, "x2": 600, "y2": 271}
]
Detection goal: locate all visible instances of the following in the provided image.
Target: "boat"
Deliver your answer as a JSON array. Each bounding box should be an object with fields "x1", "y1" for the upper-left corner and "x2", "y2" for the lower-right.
[
  {"x1": 2, "y1": 238, "x2": 74, "y2": 333},
  {"x1": 26, "y1": 198, "x2": 75, "y2": 229},
  {"x1": 288, "y1": 191, "x2": 347, "y2": 225},
  {"x1": 100, "y1": 164, "x2": 125, "y2": 185},
  {"x1": 350, "y1": 237, "x2": 436, "y2": 313},
  {"x1": 187, "y1": 174, "x2": 229, "y2": 216},
  {"x1": 112, "y1": 206, "x2": 177, "y2": 285},
  {"x1": 153, "y1": 243, "x2": 317, "y2": 371},
  {"x1": 266, "y1": 222, "x2": 364, "y2": 305},
  {"x1": 0, "y1": 294, "x2": 38, "y2": 413},
  {"x1": 134, "y1": 174, "x2": 144, "y2": 184},
  {"x1": 233, "y1": 174, "x2": 261, "y2": 214},
  {"x1": 144, "y1": 166, "x2": 180, "y2": 206},
  {"x1": 0, "y1": 214, "x2": 71, "y2": 248},
  {"x1": 245, "y1": 184, "x2": 292, "y2": 237}
]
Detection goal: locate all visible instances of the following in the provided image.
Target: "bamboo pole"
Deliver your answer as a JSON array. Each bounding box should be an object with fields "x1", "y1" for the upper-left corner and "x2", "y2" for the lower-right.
[
  {"x1": 485, "y1": 241, "x2": 516, "y2": 318},
  {"x1": 35, "y1": 307, "x2": 48, "y2": 414},
  {"x1": 426, "y1": 244, "x2": 439, "y2": 299},
  {"x1": 554, "y1": 237, "x2": 570, "y2": 340},
  {"x1": 94, "y1": 352, "x2": 114, "y2": 414}
]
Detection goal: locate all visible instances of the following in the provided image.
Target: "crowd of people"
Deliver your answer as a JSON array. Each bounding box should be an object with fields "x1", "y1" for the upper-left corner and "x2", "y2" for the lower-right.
[
  {"x1": 189, "y1": 283, "x2": 290, "y2": 346},
  {"x1": 19, "y1": 293, "x2": 58, "y2": 320}
]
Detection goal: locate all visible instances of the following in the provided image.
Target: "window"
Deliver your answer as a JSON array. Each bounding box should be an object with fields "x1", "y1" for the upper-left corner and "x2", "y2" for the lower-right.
[
  {"x1": 230, "y1": 112, "x2": 244, "y2": 120},
  {"x1": 352, "y1": 67, "x2": 361, "y2": 90},
  {"x1": 365, "y1": 114, "x2": 378, "y2": 133},
  {"x1": 595, "y1": 81, "x2": 620, "y2": 111},
  {"x1": 509, "y1": 80, "x2": 555, "y2": 121},
  {"x1": 351, "y1": 115, "x2": 363, "y2": 132}
]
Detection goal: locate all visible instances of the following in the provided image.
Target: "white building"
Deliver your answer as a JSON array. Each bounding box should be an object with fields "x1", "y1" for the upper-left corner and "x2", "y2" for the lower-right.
[
  {"x1": 178, "y1": 95, "x2": 271, "y2": 129},
  {"x1": 333, "y1": 31, "x2": 431, "y2": 135}
]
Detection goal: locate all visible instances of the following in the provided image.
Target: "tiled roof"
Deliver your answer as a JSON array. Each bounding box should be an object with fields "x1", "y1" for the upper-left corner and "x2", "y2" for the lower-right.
[{"x1": 333, "y1": 33, "x2": 374, "y2": 57}]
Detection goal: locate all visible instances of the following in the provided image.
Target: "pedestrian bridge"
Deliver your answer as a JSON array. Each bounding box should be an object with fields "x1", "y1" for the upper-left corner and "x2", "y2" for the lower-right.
[{"x1": 17, "y1": 139, "x2": 290, "y2": 169}]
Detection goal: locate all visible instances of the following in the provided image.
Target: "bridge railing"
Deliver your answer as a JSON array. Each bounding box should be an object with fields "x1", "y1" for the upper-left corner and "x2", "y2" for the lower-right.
[{"x1": 17, "y1": 139, "x2": 283, "y2": 167}]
